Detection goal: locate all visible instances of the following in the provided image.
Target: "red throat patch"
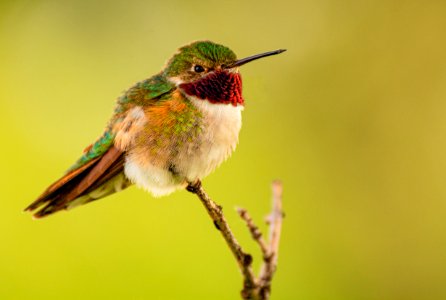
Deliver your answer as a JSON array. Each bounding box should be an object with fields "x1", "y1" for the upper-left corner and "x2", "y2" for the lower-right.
[{"x1": 180, "y1": 70, "x2": 244, "y2": 106}]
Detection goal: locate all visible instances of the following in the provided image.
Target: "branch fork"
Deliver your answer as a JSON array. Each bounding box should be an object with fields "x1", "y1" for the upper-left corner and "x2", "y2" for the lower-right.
[{"x1": 187, "y1": 180, "x2": 284, "y2": 300}]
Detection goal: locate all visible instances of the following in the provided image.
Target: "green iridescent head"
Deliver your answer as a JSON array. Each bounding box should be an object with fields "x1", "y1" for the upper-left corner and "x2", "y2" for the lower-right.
[{"x1": 164, "y1": 41, "x2": 237, "y2": 83}]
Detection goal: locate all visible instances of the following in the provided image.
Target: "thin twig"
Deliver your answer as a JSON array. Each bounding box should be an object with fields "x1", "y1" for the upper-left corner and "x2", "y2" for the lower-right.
[
  {"x1": 237, "y1": 208, "x2": 270, "y2": 262},
  {"x1": 257, "y1": 180, "x2": 284, "y2": 299}
]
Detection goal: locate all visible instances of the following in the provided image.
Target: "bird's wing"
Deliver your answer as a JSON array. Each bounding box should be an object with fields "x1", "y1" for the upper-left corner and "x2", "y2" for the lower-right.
[
  {"x1": 24, "y1": 131, "x2": 126, "y2": 218},
  {"x1": 25, "y1": 73, "x2": 176, "y2": 218}
]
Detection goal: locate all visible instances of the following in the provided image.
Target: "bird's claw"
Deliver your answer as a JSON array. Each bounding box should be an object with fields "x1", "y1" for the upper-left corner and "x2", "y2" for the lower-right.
[{"x1": 186, "y1": 180, "x2": 202, "y2": 193}]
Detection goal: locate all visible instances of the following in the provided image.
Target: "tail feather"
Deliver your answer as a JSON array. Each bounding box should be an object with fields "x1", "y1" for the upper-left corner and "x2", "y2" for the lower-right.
[
  {"x1": 24, "y1": 157, "x2": 101, "y2": 212},
  {"x1": 66, "y1": 173, "x2": 131, "y2": 211},
  {"x1": 25, "y1": 146, "x2": 128, "y2": 218}
]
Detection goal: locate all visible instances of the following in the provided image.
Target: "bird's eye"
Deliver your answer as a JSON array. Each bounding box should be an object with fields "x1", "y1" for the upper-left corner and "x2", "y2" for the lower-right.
[{"x1": 194, "y1": 65, "x2": 205, "y2": 73}]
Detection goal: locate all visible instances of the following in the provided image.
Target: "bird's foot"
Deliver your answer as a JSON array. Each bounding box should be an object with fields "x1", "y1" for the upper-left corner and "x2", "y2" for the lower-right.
[{"x1": 186, "y1": 180, "x2": 202, "y2": 194}]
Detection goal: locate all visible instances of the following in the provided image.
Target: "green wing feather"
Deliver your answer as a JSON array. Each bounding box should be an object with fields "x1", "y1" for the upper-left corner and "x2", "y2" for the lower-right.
[{"x1": 67, "y1": 131, "x2": 115, "y2": 172}]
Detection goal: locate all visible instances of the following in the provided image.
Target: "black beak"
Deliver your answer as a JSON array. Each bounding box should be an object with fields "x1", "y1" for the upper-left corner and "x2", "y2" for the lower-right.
[{"x1": 224, "y1": 49, "x2": 286, "y2": 69}]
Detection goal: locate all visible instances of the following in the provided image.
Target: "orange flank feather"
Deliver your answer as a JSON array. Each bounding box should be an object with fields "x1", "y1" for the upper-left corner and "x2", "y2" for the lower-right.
[
  {"x1": 147, "y1": 91, "x2": 188, "y2": 129},
  {"x1": 25, "y1": 146, "x2": 126, "y2": 218}
]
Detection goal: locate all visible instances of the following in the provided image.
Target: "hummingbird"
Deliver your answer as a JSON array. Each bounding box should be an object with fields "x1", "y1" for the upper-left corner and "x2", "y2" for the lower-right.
[{"x1": 24, "y1": 41, "x2": 286, "y2": 218}]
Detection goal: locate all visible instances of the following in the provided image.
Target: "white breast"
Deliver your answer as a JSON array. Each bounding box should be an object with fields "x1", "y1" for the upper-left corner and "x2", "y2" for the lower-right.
[{"x1": 177, "y1": 97, "x2": 243, "y2": 181}]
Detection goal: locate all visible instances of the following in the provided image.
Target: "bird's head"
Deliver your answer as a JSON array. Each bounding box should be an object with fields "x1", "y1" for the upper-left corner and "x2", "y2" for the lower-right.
[{"x1": 164, "y1": 41, "x2": 285, "y2": 106}]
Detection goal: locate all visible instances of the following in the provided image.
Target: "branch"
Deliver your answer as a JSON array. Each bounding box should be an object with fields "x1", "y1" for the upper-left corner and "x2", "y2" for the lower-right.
[
  {"x1": 186, "y1": 180, "x2": 257, "y2": 296},
  {"x1": 187, "y1": 180, "x2": 284, "y2": 300}
]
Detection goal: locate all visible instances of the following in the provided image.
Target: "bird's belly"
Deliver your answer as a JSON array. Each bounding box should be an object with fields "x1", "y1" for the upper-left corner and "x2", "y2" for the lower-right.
[{"x1": 124, "y1": 99, "x2": 243, "y2": 196}]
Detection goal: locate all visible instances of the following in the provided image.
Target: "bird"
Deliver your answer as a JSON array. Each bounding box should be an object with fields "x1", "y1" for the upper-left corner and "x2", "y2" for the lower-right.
[{"x1": 24, "y1": 41, "x2": 286, "y2": 218}]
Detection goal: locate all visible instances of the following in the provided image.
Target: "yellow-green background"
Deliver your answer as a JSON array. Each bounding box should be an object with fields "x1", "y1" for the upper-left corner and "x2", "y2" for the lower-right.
[{"x1": 1, "y1": 0, "x2": 446, "y2": 299}]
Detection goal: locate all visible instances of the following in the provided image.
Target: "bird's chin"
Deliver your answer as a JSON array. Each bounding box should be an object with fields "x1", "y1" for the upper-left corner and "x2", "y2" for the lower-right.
[{"x1": 225, "y1": 67, "x2": 240, "y2": 74}]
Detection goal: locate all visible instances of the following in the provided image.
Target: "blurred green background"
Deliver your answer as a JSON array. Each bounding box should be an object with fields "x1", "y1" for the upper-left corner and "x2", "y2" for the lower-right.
[{"x1": 1, "y1": 0, "x2": 446, "y2": 299}]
